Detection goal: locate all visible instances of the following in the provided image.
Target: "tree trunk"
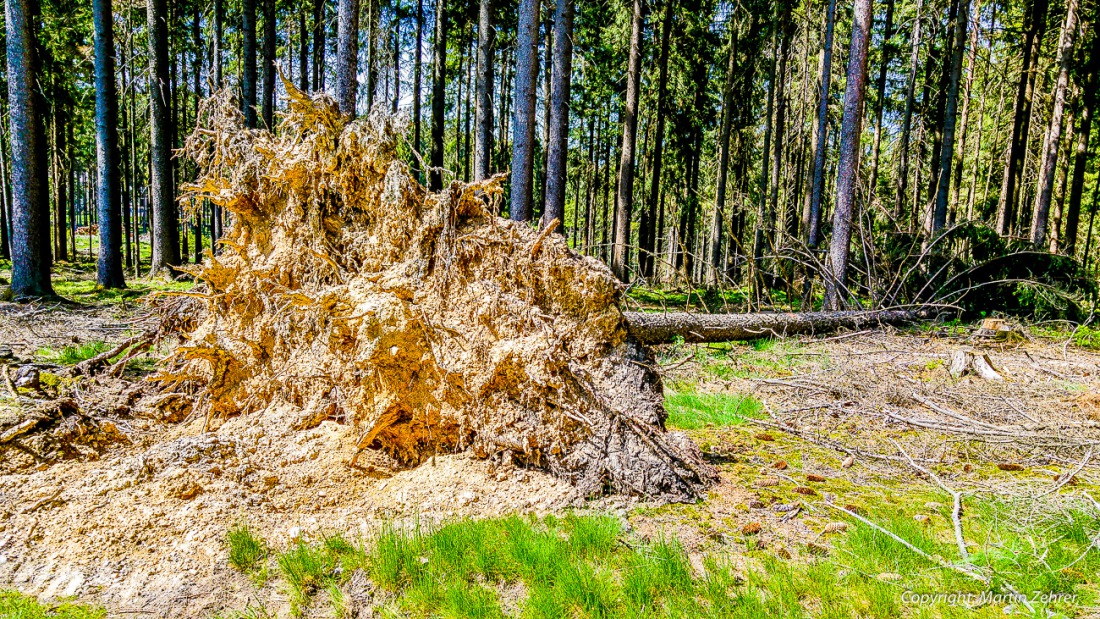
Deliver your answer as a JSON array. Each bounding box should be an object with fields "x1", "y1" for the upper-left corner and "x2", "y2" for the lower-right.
[
  {"x1": 298, "y1": 5, "x2": 309, "y2": 92},
  {"x1": 996, "y1": 0, "x2": 1049, "y2": 235},
  {"x1": 1030, "y1": 0, "x2": 1078, "y2": 247},
  {"x1": 148, "y1": 0, "x2": 180, "y2": 274},
  {"x1": 192, "y1": 5, "x2": 203, "y2": 264},
  {"x1": 623, "y1": 310, "x2": 915, "y2": 344},
  {"x1": 894, "y1": 0, "x2": 923, "y2": 221},
  {"x1": 6, "y1": 0, "x2": 53, "y2": 296},
  {"x1": 51, "y1": 87, "x2": 68, "y2": 263},
  {"x1": 365, "y1": 0, "x2": 378, "y2": 112},
  {"x1": 336, "y1": 0, "x2": 360, "y2": 117},
  {"x1": 474, "y1": 0, "x2": 494, "y2": 182},
  {"x1": 641, "y1": 0, "x2": 674, "y2": 278},
  {"x1": 413, "y1": 0, "x2": 423, "y2": 174},
  {"x1": 392, "y1": 3, "x2": 401, "y2": 113},
  {"x1": 313, "y1": 0, "x2": 326, "y2": 91},
  {"x1": 262, "y1": 0, "x2": 276, "y2": 128},
  {"x1": 215, "y1": 0, "x2": 224, "y2": 86},
  {"x1": 708, "y1": 20, "x2": 738, "y2": 287},
  {"x1": 541, "y1": 0, "x2": 574, "y2": 234},
  {"x1": 807, "y1": 0, "x2": 838, "y2": 248},
  {"x1": 768, "y1": 15, "x2": 792, "y2": 253},
  {"x1": 1064, "y1": 20, "x2": 1099, "y2": 257},
  {"x1": 932, "y1": 0, "x2": 969, "y2": 233},
  {"x1": 428, "y1": 0, "x2": 447, "y2": 191},
  {"x1": 867, "y1": 0, "x2": 895, "y2": 196},
  {"x1": 94, "y1": 0, "x2": 125, "y2": 288},
  {"x1": 824, "y1": 0, "x2": 872, "y2": 310},
  {"x1": 952, "y1": 1, "x2": 981, "y2": 221},
  {"x1": 242, "y1": 0, "x2": 258, "y2": 128},
  {"x1": 610, "y1": 0, "x2": 643, "y2": 280},
  {"x1": 509, "y1": 0, "x2": 540, "y2": 219}
]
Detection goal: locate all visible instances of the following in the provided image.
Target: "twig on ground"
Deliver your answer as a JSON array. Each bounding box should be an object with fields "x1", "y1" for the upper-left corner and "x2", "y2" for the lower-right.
[
  {"x1": 890, "y1": 438, "x2": 969, "y2": 563},
  {"x1": 1035, "y1": 447, "x2": 1094, "y2": 499}
]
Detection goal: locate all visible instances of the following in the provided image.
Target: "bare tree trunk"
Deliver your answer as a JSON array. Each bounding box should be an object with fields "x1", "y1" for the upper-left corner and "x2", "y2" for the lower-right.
[
  {"x1": 6, "y1": 0, "x2": 53, "y2": 296},
  {"x1": 1064, "y1": 22, "x2": 1099, "y2": 257},
  {"x1": 214, "y1": 0, "x2": 224, "y2": 87},
  {"x1": 931, "y1": 0, "x2": 969, "y2": 233},
  {"x1": 893, "y1": 0, "x2": 923, "y2": 221},
  {"x1": 509, "y1": 0, "x2": 539, "y2": 219},
  {"x1": 313, "y1": 0, "x2": 326, "y2": 91},
  {"x1": 1029, "y1": 0, "x2": 1078, "y2": 247},
  {"x1": 996, "y1": 0, "x2": 1048, "y2": 235},
  {"x1": 51, "y1": 87, "x2": 68, "y2": 263},
  {"x1": 392, "y1": 3, "x2": 401, "y2": 113},
  {"x1": 148, "y1": 0, "x2": 180, "y2": 274},
  {"x1": 429, "y1": 0, "x2": 447, "y2": 191},
  {"x1": 413, "y1": 0, "x2": 423, "y2": 175},
  {"x1": 242, "y1": 0, "x2": 258, "y2": 128},
  {"x1": 261, "y1": 0, "x2": 276, "y2": 128},
  {"x1": 611, "y1": 0, "x2": 642, "y2": 280},
  {"x1": 541, "y1": 0, "x2": 574, "y2": 233},
  {"x1": 94, "y1": 0, "x2": 125, "y2": 288},
  {"x1": 298, "y1": 5, "x2": 309, "y2": 92},
  {"x1": 641, "y1": 0, "x2": 674, "y2": 278},
  {"x1": 336, "y1": 0, "x2": 360, "y2": 117},
  {"x1": 824, "y1": 0, "x2": 872, "y2": 310},
  {"x1": 708, "y1": 20, "x2": 738, "y2": 287},
  {"x1": 807, "y1": 0, "x2": 837, "y2": 248},
  {"x1": 867, "y1": 0, "x2": 895, "y2": 196},
  {"x1": 473, "y1": 0, "x2": 494, "y2": 182},
  {"x1": 952, "y1": 1, "x2": 981, "y2": 221},
  {"x1": 624, "y1": 310, "x2": 914, "y2": 344}
]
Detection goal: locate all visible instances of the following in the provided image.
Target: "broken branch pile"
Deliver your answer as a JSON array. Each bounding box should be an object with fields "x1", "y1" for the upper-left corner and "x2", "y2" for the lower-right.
[{"x1": 156, "y1": 84, "x2": 714, "y2": 501}]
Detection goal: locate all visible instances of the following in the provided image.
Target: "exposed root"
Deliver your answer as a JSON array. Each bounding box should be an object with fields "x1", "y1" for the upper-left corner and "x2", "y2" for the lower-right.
[{"x1": 154, "y1": 82, "x2": 715, "y2": 501}]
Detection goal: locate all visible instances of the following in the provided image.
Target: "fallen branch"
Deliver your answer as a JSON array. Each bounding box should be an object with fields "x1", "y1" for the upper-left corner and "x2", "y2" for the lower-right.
[
  {"x1": 890, "y1": 439, "x2": 969, "y2": 563},
  {"x1": 623, "y1": 309, "x2": 915, "y2": 344}
]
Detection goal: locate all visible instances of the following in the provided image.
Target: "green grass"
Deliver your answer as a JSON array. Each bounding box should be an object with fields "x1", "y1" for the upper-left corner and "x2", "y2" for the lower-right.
[
  {"x1": 664, "y1": 392, "x2": 762, "y2": 430},
  {"x1": 217, "y1": 504, "x2": 1100, "y2": 619},
  {"x1": 226, "y1": 521, "x2": 268, "y2": 573},
  {"x1": 34, "y1": 342, "x2": 112, "y2": 366},
  {"x1": 0, "y1": 591, "x2": 105, "y2": 619}
]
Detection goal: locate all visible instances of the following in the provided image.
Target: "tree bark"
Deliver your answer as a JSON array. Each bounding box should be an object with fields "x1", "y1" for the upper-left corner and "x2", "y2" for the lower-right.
[
  {"x1": 94, "y1": 0, "x2": 125, "y2": 288},
  {"x1": 51, "y1": 86, "x2": 67, "y2": 263},
  {"x1": 807, "y1": 0, "x2": 838, "y2": 248},
  {"x1": 1065, "y1": 19, "x2": 1099, "y2": 257},
  {"x1": 611, "y1": 0, "x2": 643, "y2": 280},
  {"x1": 623, "y1": 310, "x2": 915, "y2": 344},
  {"x1": 6, "y1": 0, "x2": 53, "y2": 297},
  {"x1": 893, "y1": 0, "x2": 923, "y2": 221},
  {"x1": 242, "y1": 0, "x2": 258, "y2": 128},
  {"x1": 262, "y1": 0, "x2": 276, "y2": 128},
  {"x1": 313, "y1": 0, "x2": 326, "y2": 91},
  {"x1": 298, "y1": 5, "x2": 309, "y2": 92},
  {"x1": 932, "y1": 0, "x2": 969, "y2": 233},
  {"x1": 1030, "y1": 0, "x2": 1078, "y2": 247},
  {"x1": 474, "y1": 0, "x2": 494, "y2": 182},
  {"x1": 413, "y1": 0, "x2": 423, "y2": 176},
  {"x1": 148, "y1": 0, "x2": 180, "y2": 274},
  {"x1": 867, "y1": 0, "x2": 895, "y2": 196},
  {"x1": 641, "y1": 0, "x2": 674, "y2": 277},
  {"x1": 428, "y1": 0, "x2": 447, "y2": 191},
  {"x1": 996, "y1": 0, "x2": 1048, "y2": 236},
  {"x1": 509, "y1": 0, "x2": 540, "y2": 219},
  {"x1": 214, "y1": 0, "x2": 224, "y2": 87},
  {"x1": 824, "y1": 0, "x2": 872, "y2": 310},
  {"x1": 336, "y1": 0, "x2": 360, "y2": 118},
  {"x1": 708, "y1": 20, "x2": 738, "y2": 287}
]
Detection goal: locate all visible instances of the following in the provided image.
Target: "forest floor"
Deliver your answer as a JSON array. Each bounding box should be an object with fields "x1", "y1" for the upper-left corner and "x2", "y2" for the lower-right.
[{"x1": 2, "y1": 263, "x2": 1100, "y2": 618}]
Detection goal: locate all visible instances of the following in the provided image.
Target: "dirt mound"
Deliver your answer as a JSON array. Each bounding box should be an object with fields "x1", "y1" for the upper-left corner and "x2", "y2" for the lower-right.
[{"x1": 159, "y1": 83, "x2": 714, "y2": 501}]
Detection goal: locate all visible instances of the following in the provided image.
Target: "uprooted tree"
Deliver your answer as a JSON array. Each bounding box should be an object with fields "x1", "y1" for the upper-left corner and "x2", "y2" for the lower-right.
[{"x1": 154, "y1": 84, "x2": 716, "y2": 501}]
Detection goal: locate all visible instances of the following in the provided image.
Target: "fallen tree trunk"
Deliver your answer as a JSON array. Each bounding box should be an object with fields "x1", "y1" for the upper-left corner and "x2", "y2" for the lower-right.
[{"x1": 623, "y1": 310, "x2": 915, "y2": 344}]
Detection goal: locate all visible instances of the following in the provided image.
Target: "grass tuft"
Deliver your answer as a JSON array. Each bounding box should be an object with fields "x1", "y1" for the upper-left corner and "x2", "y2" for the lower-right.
[
  {"x1": 35, "y1": 341, "x2": 111, "y2": 366},
  {"x1": 0, "y1": 591, "x2": 106, "y2": 619},
  {"x1": 226, "y1": 521, "x2": 267, "y2": 573},
  {"x1": 665, "y1": 392, "x2": 762, "y2": 430}
]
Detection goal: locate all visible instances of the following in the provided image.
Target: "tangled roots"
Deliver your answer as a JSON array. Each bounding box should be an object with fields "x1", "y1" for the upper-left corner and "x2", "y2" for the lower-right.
[{"x1": 155, "y1": 81, "x2": 715, "y2": 501}]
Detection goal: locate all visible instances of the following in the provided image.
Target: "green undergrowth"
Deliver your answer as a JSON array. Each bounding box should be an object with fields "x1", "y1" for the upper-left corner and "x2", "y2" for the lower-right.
[
  {"x1": 218, "y1": 499, "x2": 1100, "y2": 619},
  {"x1": 661, "y1": 337, "x2": 817, "y2": 380},
  {"x1": 664, "y1": 391, "x2": 762, "y2": 430},
  {"x1": 32, "y1": 339, "x2": 159, "y2": 376},
  {"x1": 0, "y1": 591, "x2": 105, "y2": 619}
]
